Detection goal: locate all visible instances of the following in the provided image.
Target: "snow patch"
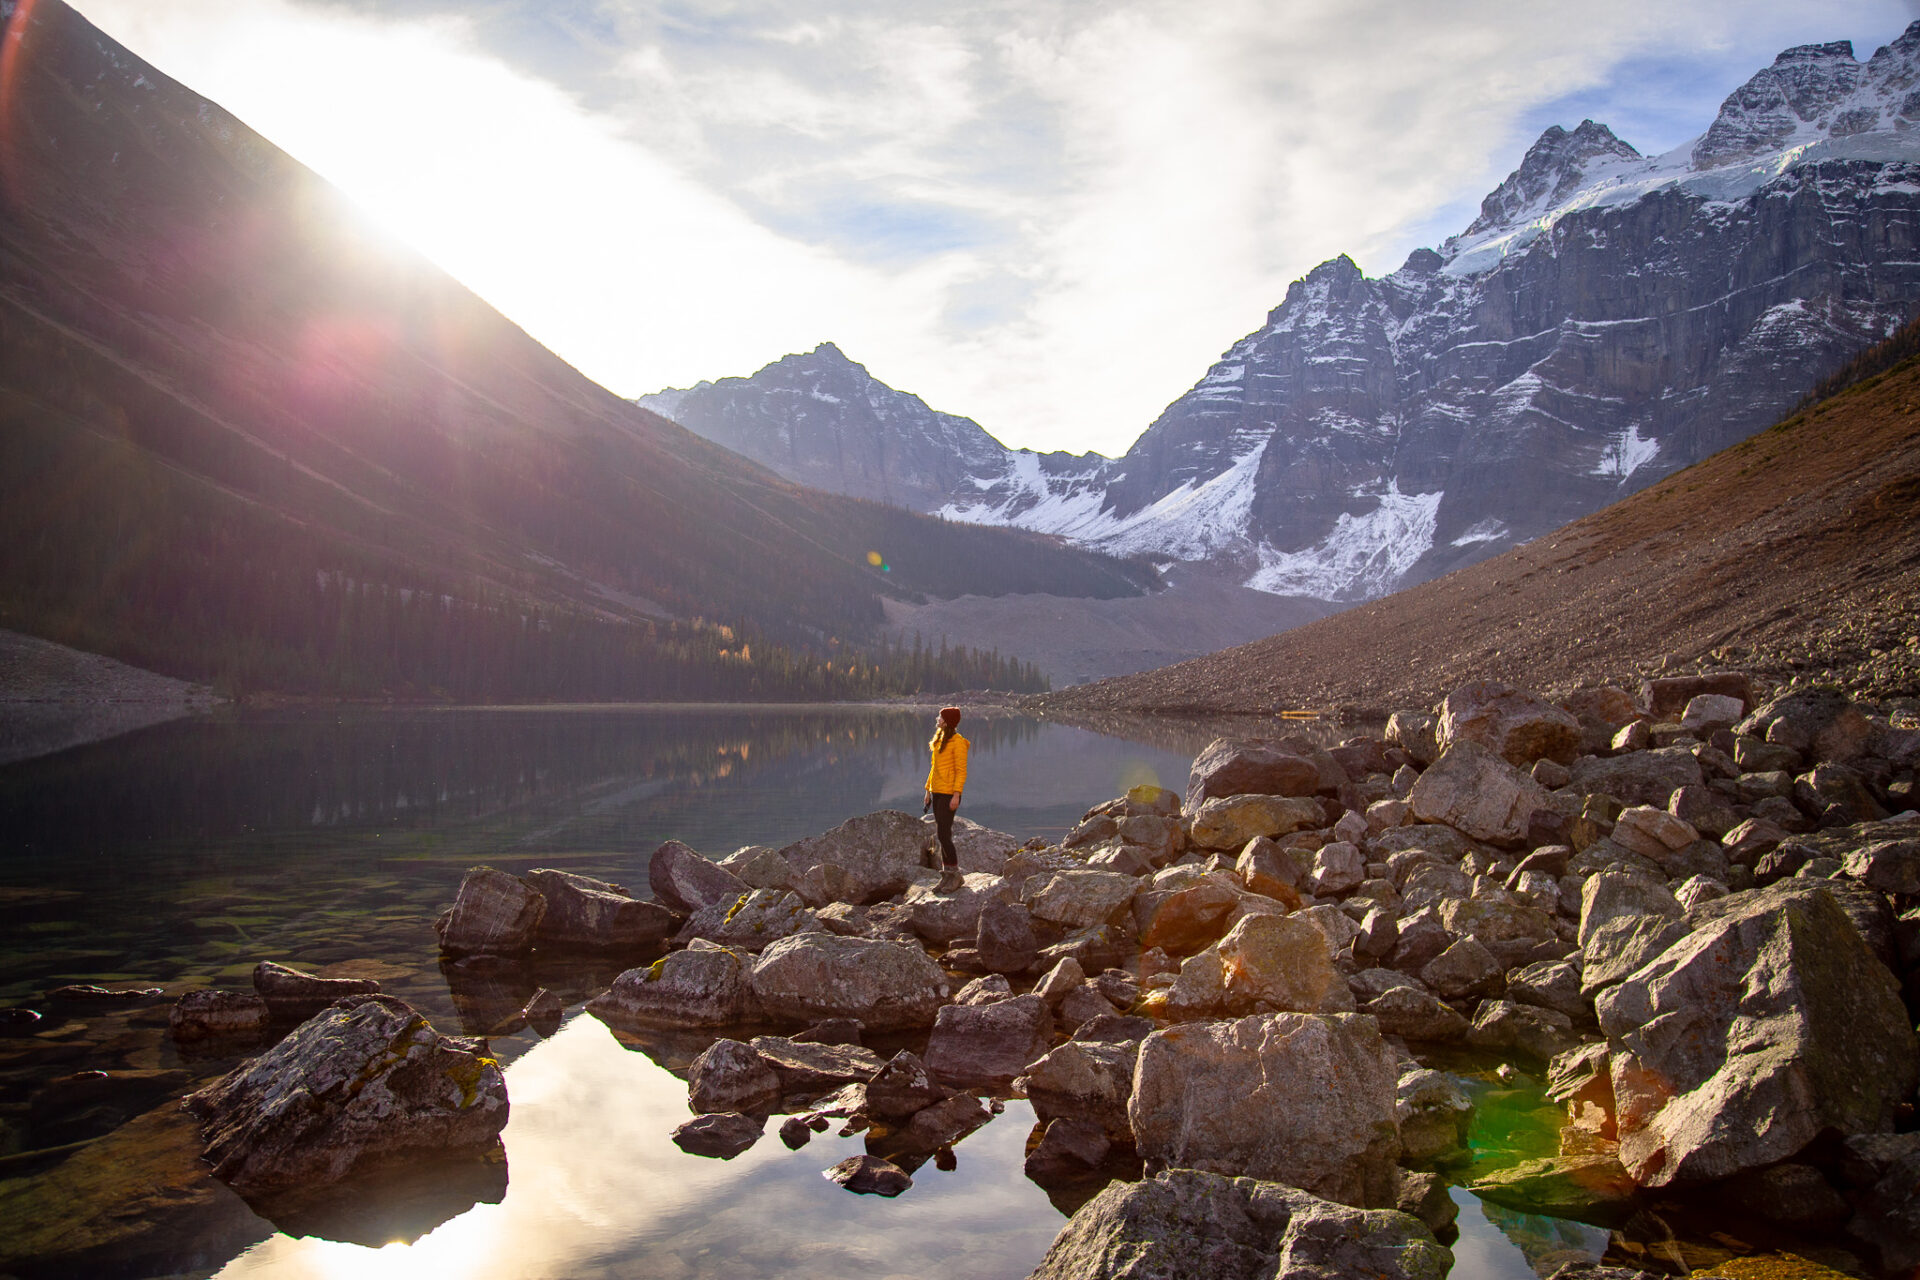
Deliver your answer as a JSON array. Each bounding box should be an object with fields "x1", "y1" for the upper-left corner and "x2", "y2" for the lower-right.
[
  {"x1": 1450, "y1": 518, "x2": 1508, "y2": 547},
  {"x1": 1245, "y1": 483, "x2": 1442, "y2": 601},
  {"x1": 1593, "y1": 423, "x2": 1660, "y2": 481}
]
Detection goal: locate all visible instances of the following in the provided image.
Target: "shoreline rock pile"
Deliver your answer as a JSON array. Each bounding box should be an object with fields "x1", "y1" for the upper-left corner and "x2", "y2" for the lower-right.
[{"x1": 160, "y1": 673, "x2": 1920, "y2": 1277}]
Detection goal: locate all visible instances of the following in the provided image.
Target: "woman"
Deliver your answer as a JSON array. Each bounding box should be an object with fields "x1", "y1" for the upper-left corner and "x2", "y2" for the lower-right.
[{"x1": 924, "y1": 705, "x2": 969, "y2": 892}]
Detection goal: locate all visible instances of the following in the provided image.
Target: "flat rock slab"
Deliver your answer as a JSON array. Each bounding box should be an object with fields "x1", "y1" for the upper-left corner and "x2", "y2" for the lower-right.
[{"x1": 672, "y1": 1112, "x2": 763, "y2": 1159}]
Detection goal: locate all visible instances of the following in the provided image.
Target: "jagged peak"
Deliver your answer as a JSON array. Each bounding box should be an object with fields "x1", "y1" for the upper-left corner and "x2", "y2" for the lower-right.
[
  {"x1": 1690, "y1": 34, "x2": 1869, "y2": 169},
  {"x1": 1465, "y1": 120, "x2": 1640, "y2": 238},
  {"x1": 1773, "y1": 40, "x2": 1856, "y2": 66}
]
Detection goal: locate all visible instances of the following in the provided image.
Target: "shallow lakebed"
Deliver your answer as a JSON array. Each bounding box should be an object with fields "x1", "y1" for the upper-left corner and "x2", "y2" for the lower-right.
[{"x1": 0, "y1": 705, "x2": 1602, "y2": 1278}]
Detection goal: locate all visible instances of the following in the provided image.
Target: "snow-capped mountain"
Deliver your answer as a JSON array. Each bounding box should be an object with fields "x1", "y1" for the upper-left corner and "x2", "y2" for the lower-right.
[
  {"x1": 637, "y1": 342, "x2": 1098, "y2": 511},
  {"x1": 650, "y1": 26, "x2": 1920, "y2": 603}
]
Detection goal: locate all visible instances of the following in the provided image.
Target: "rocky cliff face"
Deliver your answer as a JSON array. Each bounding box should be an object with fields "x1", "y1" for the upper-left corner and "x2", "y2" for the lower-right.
[
  {"x1": 640, "y1": 343, "x2": 1043, "y2": 512},
  {"x1": 650, "y1": 26, "x2": 1920, "y2": 605}
]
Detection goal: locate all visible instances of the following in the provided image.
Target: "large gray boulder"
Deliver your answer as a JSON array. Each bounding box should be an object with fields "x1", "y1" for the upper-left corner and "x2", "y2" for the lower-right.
[
  {"x1": 1188, "y1": 795, "x2": 1326, "y2": 851},
  {"x1": 675, "y1": 887, "x2": 820, "y2": 952},
  {"x1": 1215, "y1": 914, "x2": 1340, "y2": 1014},
  {"x1": 1016, "y1": 1037, "x2": 1140, "y2": 1143},
  {"x1": 906, "y1": 874, "x2": 1018, "y2": 945},
  {"x1": 686, "y1": 1038, "x2": 782, "y2": 1115},
  {"x1": 1129, "y1": 1013, "x2": 1400, "y2": 1207},
  {"x1": 648, "y1": 841, "x2": 749, "y2": 915},
  {"x1": 749, "y1": 933, "x2": 947, "y2": 1031},
  {"x1": 1439, "y1": 681, "x2": 1582, "y2": 767},
  {"x1": 435, "y1": 867, "x2": 545, "y2": 957},
  {"x1": 1597, "y1": 881, "x2": 1919, "y2": 1187},
  {"x1": 1737, "y1": 687, "x2": 1873, "y2": 763},
  {"x1": 1569, "y1": 748, "x2": 1704, "y2": 809},
  {"x1": 1187, "y1": 738, "x2": 1338, "y2": 808},
  {"x1": 1025, "y1": 1168, "x2": 1450, "y2": 1280},
  {"x1": 1408, "y1": 742, "x2": 1554, "y2": 849},
  {"x1": 185, "y1": 997, "x2": 507, "y2": 1203},
  {"x1": 526, "y1": 868, "x2": 677, "y2": 950},
  {"x1": 1026, "y1": 870, "x2": 1139, "y2": 929},
  {"x1": 776, "y1": 810, "x2": 930, "y2": 905},
  {"x1": 585, "y1": 940, "x2": 756, "y2": 1029},
  {"x1": 923, "y1": 993, "x2": 1051, "y2": 1088}
]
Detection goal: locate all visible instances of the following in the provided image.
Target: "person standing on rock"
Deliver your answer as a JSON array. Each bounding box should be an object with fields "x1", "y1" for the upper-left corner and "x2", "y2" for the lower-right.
[{"x1": 925, "y1": 706, "x2": 969, "y2": 893}]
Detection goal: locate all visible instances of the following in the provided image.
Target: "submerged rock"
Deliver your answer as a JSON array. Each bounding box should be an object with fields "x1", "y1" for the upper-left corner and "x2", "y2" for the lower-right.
[
  {"x1": 185, "y1": 996, "x2": 507, "y2": 1204},
  {"x1": 825, "y1": 1153, "x2": 912, "y2": 1196},
  {"x1": 169, "y1": 989, "x2": 270, "y2": 1042},
  {"x1": 251, "y1": 961, "x2": 380, "y2": 1022}
]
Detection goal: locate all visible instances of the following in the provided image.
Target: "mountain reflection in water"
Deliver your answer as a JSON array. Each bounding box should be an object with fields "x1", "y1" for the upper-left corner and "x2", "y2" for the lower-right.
[{"x1": 218, "y1": 1015, "x2": 1060, "y2": 1280}]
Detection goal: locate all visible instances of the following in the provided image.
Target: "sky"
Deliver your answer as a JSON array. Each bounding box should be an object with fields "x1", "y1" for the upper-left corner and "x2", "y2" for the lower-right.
[{"x1": 71, "y1": 0, "x2": 1920, "y2": 458}]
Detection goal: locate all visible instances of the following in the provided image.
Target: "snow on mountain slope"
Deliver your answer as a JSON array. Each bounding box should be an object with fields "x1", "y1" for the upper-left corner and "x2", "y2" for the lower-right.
[{"x1": 645, "y1": 23, "x2": 1920, "y2": 609}]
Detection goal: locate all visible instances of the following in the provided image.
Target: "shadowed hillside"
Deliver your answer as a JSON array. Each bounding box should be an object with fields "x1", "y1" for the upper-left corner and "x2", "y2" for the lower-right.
[
  {"x1": 0, "y1": 0, "x2": 1147, "y2": 699},
  {"x1": 1030, "y1": 321, "x2": 1920, "y2": 719}
]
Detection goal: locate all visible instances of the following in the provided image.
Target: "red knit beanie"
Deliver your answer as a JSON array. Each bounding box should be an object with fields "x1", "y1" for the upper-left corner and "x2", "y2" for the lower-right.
[{"x1": 939, "y1": 706, "x2": 962, "y2": 728}]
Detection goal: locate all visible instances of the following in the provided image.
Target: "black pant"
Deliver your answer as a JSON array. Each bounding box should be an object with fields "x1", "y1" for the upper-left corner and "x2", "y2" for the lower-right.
[{"x1": 929, "y1": 794, "x2": 958, "y2": 868}]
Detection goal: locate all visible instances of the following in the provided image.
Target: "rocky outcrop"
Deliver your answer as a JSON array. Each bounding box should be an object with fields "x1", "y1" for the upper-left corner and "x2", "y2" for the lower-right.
[
  {"x1": 185, "y1": 997, "x2": 507, "y2": 1204},
  {"x1": 776, "y1": 810, "x2": 933, "y2": 906},
  {"x1": 1597, "y1": 881, "x2": 1919, "y2": 1187}
]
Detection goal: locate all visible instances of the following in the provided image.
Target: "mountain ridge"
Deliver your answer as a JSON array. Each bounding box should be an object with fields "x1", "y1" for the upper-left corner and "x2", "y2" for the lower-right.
[{"x1": 647, "y1": 23, "x2": 1920, "y2": 609}]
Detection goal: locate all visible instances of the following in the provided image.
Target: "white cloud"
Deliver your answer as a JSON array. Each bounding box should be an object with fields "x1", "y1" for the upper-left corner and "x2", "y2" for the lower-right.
[{"x1": 68, "y1": 0, "x2": 1919, "y2": 458}]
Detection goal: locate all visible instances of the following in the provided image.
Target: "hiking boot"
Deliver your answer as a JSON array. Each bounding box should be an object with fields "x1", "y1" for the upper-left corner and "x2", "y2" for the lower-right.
[{"x1": 936, "y1": 868, "x2": 963, "y2": 893}]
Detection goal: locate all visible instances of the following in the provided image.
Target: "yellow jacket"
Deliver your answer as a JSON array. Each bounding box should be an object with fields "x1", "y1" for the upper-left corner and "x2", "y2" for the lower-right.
[{"x1": 926, "y1": 732, "x2": 969, "y2": 794}]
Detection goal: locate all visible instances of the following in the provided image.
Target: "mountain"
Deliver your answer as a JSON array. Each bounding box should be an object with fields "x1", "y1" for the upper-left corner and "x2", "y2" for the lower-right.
[
  {"x1": 1026, "y1": 314, "x2": 1920, "y2": 721},
  {"x1": 0, "y1": 0, "x2": 1150, "y2": 699},
  {"x1": 650, "y1": 27, "x2": 1920, "y2": 607}
]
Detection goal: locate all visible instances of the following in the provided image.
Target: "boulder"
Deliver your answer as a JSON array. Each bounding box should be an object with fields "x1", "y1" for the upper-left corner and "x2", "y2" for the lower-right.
[
  {"x1": 1721, "y1": 817, "x2": 1788, "y2": 864},
  {"x1": 1438, "y1": 681, "x2": 1582, "y2": 766},
  {"x1": 953, "y1": 974, "x2": 1013, "y2": 1005},
  {"x1": 923, "y1": 993, "x2": 1050, "y2": 1088},
  {"x1": 1737, "y1": 687, "x2": 1872, "y2": 762},
  {"x1": 1420, "y1": 938, "x2": 1503, "y2": 1001},
  {"x1": 1397, "y1": 1068, "x2": 1473, "y2": 1164},
  {"x1": 1189, "y1": 795, "x2": 1326, "y2": 852},
  {"x1": 1597, "y1": 881, "x2": 1920, "y2": 1187},
  {"x1": 974, "y1": 897, "x2": 1041, "y2": 973},
  {"x1": 1236, "y1": 836, "x2": 1308, "y2": 908},
  {"x1": 749, "y1": 934, "x2": 946, "y2": 1032},
  {"x1": 1017, "y1": 1037, "x2": 1141, "y2": 1143},
  {"x1": 1137, "y1": 874, "x2": 1243, "y2": 952},
  {"x1": 1025, "y1": 1117, "x2": 1113, "y2": 1182},
  {"x1": 672, "y1": 1112, "x2": 763, "y2": 1159},
  {"x1": 1569, "y1": 748, "x2": 1704, "y2": 809},
  {"x1": 1386, "y1": 711, "x2": 1443, "y2": 767},
  {"x1": 1360, "y1": 986, "x2": 1470, "y2": 1042},
  {"x1": 586, "y1": 941, "x2": 756, "y2": 1029},
  {"x1": 949, "y1": 817, "x2": 1024, "y2": 875},
  {"x1": 1679, "y1": 694, "x2": 1745, "y2": 734},
  {"x1": 1408, "y1": 743, "x2": 1554, "y2": 849},
  {"x1": 864, "y1": 1050, "x2": 947, "y2": 1121},
  {"x1": 525, "y1": 868, "x2": 676, "y2": 950},
  {"x1": 435, "y1": 867, "x2": 545, "y2": 957},
  {"x1": 648, "y1": 841, "x2": 748, "y2": 915},
  {"x1": 686, "y1": 1038, "x2": 781, "y2": 1115},
  {"x1": 1129, "y1": 1014, "x2": 1400, "y2": 1207},
  {"x1": 1847, "y1": 1140, "x2": 1920, "y2": 1274},
  {"x1": 825, "y1": 1153, "x2": 912, "y2": 1196},
  {"x1": 1399, "y1": 863, "x2": 1471, "y2": 912},
  {"x1": 874, "y1": 1091, "x2": 992, "y2": 1160},
  {"x1": 1436, "y1": 898, "x2": 1556, "y2": 954},
  {"x1": 1578, "y1": 872, "x2": 1683, "y2": 948},
  {"x1": 1187, "y1": 739, "x2": 1334, "y2": 808},
  {"x1": 1467, "y1": 999, "x2": 1580, "y2": 1064},
  {"x1": 1642, "y1": 673, "x2": 1750, "y2": 721},
  {"x1": 902, "y1": 874, "x2": 1016, "y2": 945},
  {"x1": 1026, "y1": 870, "x2": 1139, "y2": 929},
  {"x1": 1025, "y1": 1167, "x2": 1449, "y2": 1280},
  {"x1": 676, "y1": 888, "x2": 820, "y2": 951},
  {"x1": 1216, "y1": 914, "x2": 1340, "y2": 1014},
  {"x1": 1310, "y1": 841, "x2": 1365, "y2": 895},
  {"x1": 748, "y1": 1036, "x2": 886, "y2": 1097},
  {"x1": 1374, "y1": 824, "x2": 1475, "y2": 864},
  {"x1": 185, "y1": 997, "x2": 507, "y2": 1203},
  {"x1": 1505, "y1": 960, "x2": 1587, "y2": 1023},
  {"x1": 1796, "y1": 764, "x2": 1889, "y2": 826},
  {"x1": 1609, "y1": 807, "x2": 1698, "y2": 860},
  {"x1": 776, "y1": 810, "x2": 928, "y2": 905},
  {"x1": 250, "y1": 961, "x2": 379, "y2": 1022},
  {"x1": 1581, "y1": 915, "x2": 1689, "y2": 996},
  {"x1": 169, "y1": 989, "x2": 271, "y2": 1042},
  {"x1": 1840, "y1": 827, "x2": 1920, "y2": 896},
  {"x1": 717, "y1": 844, "x2": 793, "y2": 890}
]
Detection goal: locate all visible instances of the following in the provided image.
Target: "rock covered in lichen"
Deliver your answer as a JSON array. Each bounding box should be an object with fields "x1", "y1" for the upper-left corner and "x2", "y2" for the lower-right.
[{"x1": 185, "y1": 995, "x2": 507, "y2": 1203}]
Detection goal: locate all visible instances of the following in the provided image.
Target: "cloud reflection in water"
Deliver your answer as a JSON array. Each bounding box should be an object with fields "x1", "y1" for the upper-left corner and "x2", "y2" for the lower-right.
[{"x1": 217, "y1": 1014, "x2": 1064, "y2": 1279}]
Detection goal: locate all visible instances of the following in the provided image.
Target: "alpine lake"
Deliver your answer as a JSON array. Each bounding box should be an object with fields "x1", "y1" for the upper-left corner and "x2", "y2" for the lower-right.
[{"x1": 0, "y1": 704, "x2": 1692, "y2": 1279}]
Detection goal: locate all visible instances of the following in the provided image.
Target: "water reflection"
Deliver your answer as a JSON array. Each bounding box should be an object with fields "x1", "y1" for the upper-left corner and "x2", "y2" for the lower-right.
[{"x1": 218, "y1": 1015, "x2": 1063, "y2": 1280}]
